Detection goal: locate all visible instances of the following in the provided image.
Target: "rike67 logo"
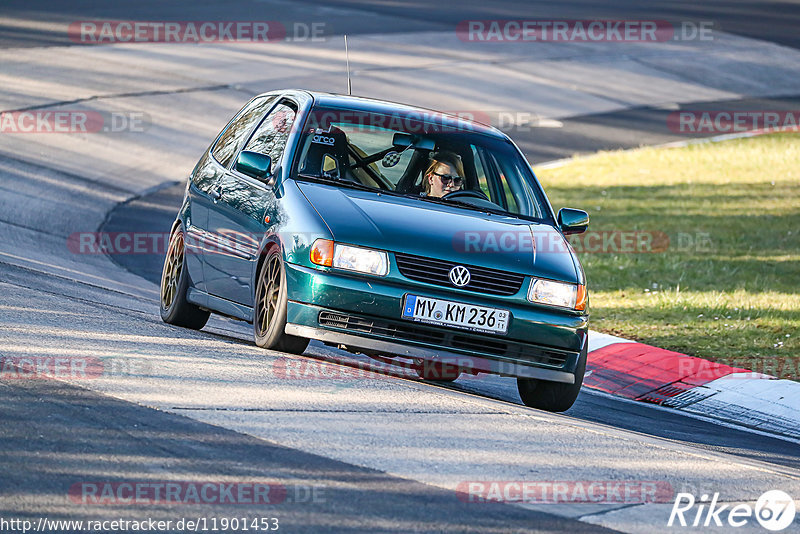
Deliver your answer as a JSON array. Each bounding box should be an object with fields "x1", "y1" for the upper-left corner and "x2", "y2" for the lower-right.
[{"x1": 669, "y1": 490, "x2": 796, "y2": 531}]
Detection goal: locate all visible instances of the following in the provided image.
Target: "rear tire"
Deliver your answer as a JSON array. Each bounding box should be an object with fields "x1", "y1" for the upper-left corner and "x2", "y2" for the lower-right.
[
  {"x1": 160, "y1": 227, "x2": 210, "y2": 329},
  {"x1": 414, "y1": 360, "x2": 461, "y2": 382},
  {"x1": 253, "y1": 248, "x2": 309, "y2": 354},
  {"x1": 517, "y1": 345, "x2": 587, "y2": 412}
]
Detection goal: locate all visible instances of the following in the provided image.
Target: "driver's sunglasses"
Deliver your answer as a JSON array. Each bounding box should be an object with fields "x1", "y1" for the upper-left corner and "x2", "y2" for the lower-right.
[{"x1": 432, "y1": 171, "x2": 463, "y2": 187}]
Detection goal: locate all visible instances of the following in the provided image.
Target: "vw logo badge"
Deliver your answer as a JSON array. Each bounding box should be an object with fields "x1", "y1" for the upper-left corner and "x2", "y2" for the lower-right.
[{"x1": 449, "y1": 265, "x2": 471, "y2": 287}]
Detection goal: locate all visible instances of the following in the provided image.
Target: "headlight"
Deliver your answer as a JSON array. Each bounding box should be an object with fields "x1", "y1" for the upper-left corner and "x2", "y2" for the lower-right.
[
  {"x1": 334, "y1": 244, "x2": 388, "y2": 275},
  {"x1": 310, "y1": 239, "x2": 388, "y2": 276},
  {"x1": 528, "y1": 278, "x2": 587, "y2": 310}
]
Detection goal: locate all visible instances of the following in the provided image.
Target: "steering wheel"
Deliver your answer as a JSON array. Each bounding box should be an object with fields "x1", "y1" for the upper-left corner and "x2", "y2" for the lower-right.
[{"x1": 442, "y1": 189, "x2": 491, "y2": 202}]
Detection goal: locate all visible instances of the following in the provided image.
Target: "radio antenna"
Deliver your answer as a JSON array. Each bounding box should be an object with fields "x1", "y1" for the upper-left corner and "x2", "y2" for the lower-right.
[{"x1": 344, "y1": 35, "x2": 352, "y2": 95}]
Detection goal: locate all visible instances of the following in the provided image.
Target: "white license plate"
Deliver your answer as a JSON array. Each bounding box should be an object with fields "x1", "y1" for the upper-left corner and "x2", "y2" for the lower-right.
[{"x1": 402, "y1": 295, "x2": 509, "y2": 334}]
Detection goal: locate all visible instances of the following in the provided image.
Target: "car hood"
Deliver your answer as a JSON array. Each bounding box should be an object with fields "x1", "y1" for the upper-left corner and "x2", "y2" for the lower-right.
[{"x1": 297, "y1": 181, "x2": 579, "y2": 283}]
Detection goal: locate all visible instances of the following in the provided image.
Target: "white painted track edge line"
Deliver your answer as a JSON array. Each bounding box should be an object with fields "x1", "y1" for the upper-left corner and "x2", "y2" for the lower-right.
[{"x1": 582, "y1": 387, "x2": 800, "y2": 447}]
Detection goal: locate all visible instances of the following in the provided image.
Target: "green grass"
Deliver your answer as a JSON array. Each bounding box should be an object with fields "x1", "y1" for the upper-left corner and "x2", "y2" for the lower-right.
[{"x1": 534, "y1": 133, "x2": 800, "y2": 378}]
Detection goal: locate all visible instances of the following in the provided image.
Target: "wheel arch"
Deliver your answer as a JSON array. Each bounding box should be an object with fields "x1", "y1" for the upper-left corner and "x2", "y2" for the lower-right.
[
  {"x1": 169, "y1": 218, "x2": 183, "y2": 236},
  {"x1": 252, "y1": 235, "x2": 285, "y2": 304}
]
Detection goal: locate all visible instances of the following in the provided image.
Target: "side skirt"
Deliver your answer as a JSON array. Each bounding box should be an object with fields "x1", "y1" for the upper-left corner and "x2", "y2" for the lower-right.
[{"x1": 187, "y1": 288, "x2": 253, "y2": 323}]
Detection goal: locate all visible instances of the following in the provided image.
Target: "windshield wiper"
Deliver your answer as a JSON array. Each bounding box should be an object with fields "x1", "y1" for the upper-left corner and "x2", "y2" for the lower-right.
[
  {"x1": 413, "y1": 194, "x2": 508, "y2": 216},
  {"x1": 296, "y1": 173, "x2": 384, "y2": 193}
]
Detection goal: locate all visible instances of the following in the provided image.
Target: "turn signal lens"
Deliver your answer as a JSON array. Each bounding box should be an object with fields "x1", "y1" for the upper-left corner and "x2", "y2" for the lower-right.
[
  {"x1": 310, "y1": 239, "x2": 334, "y2": 267},
  {"x1": 575, "y1": 284, "x2": 587, "y2": 311}
]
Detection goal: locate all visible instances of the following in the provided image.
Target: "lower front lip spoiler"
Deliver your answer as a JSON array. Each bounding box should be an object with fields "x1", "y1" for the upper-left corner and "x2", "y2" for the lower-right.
[{"x1": 285, "y1": 323, "x2": 575, "y2": 384}]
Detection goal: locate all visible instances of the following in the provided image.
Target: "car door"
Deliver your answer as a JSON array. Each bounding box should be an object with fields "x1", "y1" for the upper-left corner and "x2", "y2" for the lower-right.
[
  {"x1": 188, "y1": 95, "x2": 277, "y2": 292},
  {"x1": 204, "y1": 100, "x2": 298, "y2": 305},
  {"x1": 184, "y1": 153, "x2": 225, "y2": 292}
]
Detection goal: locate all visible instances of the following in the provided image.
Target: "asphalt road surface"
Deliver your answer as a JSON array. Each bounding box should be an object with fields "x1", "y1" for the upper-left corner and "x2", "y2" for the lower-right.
[
  {"x1": 2, "y1": 368, "x2": 615, "y2": 533},
  {"x1": 2, "y1": 0, "x2": 800, "y2": 49},
  {"x1": 103, "y1": 180, "x2": 800, "y2": 472}
]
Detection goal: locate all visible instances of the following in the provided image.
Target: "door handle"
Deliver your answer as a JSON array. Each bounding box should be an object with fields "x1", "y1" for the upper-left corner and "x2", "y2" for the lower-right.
[{"x1": 210, "y1": 188, "x2": 222, "y2": 201}]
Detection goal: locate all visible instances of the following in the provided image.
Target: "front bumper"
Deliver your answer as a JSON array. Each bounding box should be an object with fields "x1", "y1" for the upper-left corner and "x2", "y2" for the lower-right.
[{"x1": 284, "y1": 262, "x2": 587, "y2": 383}]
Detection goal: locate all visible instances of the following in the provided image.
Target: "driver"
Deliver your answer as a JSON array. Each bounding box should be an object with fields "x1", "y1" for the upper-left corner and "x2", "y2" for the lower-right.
[{"x1": 423, "y1": 151, "x2": 465, "y2": 198}]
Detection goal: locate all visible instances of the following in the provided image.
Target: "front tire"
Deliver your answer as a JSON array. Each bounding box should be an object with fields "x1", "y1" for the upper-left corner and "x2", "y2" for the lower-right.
[
  {"x1": 160, "y1": 227, "x2": 210, "y2": 329},
  {"x1": 517, "y1": 345, "x2": 587, "y2": 412},
  {"x1": 253, "y1": 248, "x2": 309, "y2": 354}
]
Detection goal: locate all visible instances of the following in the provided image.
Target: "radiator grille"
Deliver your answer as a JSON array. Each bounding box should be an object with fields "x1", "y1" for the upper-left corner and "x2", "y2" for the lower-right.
[{"x1": 394, "y1": 253, "x2": 525, "y2": 296}]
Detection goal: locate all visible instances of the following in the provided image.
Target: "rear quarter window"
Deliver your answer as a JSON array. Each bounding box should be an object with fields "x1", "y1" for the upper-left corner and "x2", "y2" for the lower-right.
[{"x1": 212, "y1": 96, "x2": 277, "y2": 168}]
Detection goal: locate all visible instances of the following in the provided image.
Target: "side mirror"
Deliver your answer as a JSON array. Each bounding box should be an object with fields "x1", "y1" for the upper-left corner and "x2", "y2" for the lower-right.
[
  {"x1": 235, "y1": 151, "x2": 273, "y2": 183},
  {"x1": 557, "y1": 208, "x2": 589, "y2": 235}
]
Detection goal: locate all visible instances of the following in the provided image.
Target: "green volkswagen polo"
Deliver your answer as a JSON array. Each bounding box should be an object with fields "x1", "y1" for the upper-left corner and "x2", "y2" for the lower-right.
[{"x1": 160, "y1": 90, "x2": 590, "y2": 412}]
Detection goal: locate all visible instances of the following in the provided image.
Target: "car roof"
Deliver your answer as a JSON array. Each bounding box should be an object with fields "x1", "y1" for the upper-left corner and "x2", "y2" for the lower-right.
[{"x1": 272, "y1": 90, "x2": 507, "y2": 139}]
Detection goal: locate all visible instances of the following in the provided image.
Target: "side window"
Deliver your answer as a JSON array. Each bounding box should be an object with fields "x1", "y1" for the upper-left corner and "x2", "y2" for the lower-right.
[
  {"x1": 212, "y1": 96, "x2": 276, "y2": 168},
  {"x1": 241, "y1": 102, "x2": 297, "y2": 172},
  {"x1": 487, "y1": 154, "x2": 538, "y2": 217}
]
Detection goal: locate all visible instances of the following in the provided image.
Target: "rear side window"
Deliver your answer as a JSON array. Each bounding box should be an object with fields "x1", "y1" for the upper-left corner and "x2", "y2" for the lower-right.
[
  {"x1": 212, "y1": 96, "x2": 276, "y2": 168},
  {"x1": 241, "y1": 102, "x2": 297, "y2": 171}
]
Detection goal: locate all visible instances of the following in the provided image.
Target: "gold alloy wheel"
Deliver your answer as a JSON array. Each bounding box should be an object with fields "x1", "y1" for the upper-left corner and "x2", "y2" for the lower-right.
[
  {"x1": 161, "y1": 231, "x2": 184, "y2": 310},
  {"x1": 256, "y1": 253, "x2": 281, "y2": 336}
]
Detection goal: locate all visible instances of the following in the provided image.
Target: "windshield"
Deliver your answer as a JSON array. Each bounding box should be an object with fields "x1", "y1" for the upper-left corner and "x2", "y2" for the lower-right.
[{"x1": 291, "y1": 105, "x2": 551, "y2": 221}]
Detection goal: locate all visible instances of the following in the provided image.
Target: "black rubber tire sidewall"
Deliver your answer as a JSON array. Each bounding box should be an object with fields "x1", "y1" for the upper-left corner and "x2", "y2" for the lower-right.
[
  {"x1": 253, "y1": 248, "x2": 309, "y2": 354},
  {"x1": 517, "y1": 344, "x2": 587, "y2": 412},
  {"x1": 160, "y1": 227, "x2": 210, "y2": 330},
  {"x1": 414, "y1": 360, "x2": 461, "y2": 382}
]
